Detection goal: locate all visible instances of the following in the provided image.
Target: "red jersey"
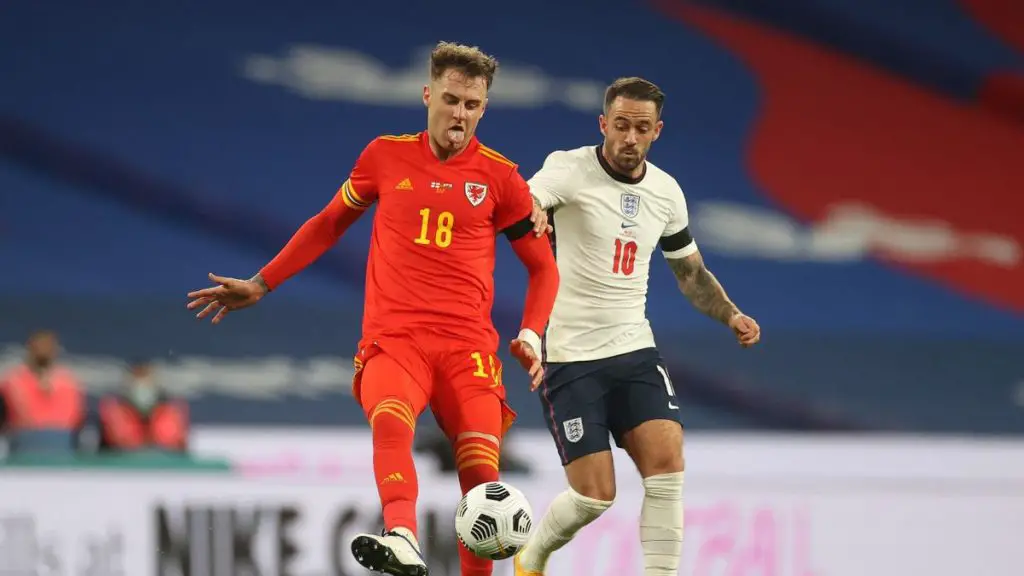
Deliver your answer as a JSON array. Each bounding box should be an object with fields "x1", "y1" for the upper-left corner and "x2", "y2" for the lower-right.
[{"x1": 340, "y1": 132, "x2": 534, "y2": 351}]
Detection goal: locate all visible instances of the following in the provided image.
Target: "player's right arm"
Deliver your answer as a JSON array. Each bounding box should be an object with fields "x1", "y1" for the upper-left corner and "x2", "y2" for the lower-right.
[
  {"x1": 186, "y1": 139, "x2": 380, "y2": 323},
  {"x1": 256, "y1": 183, "x2": 372, "y2": 291},
  {"x1": 527, "y1": 150, "x2": 576, "y2": 209},
  {"x1": 526, "y1": 150, "x2": 577, "y2": 234},
  {"x1": 257, "y1": 139, "x2": 380, "y2": 290}
]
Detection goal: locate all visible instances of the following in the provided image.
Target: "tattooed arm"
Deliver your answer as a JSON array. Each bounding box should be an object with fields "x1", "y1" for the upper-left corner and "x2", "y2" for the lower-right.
[
  {"x1": 660, "y1": 187, "x2": 758, "y2": 344},
  {"x1": 666, "y1": 249, "x2": 740, "y2": 325}
]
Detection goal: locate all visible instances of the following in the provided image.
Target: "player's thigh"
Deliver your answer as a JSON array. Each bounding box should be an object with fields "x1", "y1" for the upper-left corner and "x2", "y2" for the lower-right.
[
  {"x1": 538, "y1": 360, "x2": 615, "y2": 471},
  {"x1": 607, "y1": 350, "x2": 684, "y2": 477},
  {"x1": 622, "y1": 419, "x2": 684, "y2": 478},
  {"x1": 353, "y1": 337, "x2": 431, "y2": 422},
  {"x1": 429, "y1": 348, "x2": 510, "y2": 443}
]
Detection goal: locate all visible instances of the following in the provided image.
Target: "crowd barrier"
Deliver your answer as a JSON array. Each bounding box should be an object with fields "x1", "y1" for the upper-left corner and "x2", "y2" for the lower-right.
[{"x1": 1, "y1": 429, "x2": 1022, "y2": 576}]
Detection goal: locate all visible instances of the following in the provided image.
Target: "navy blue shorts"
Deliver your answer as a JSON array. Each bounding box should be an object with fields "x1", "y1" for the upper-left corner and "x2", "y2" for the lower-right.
[{"x1": 538, "y1": 347, "x2": 682, "y2": 466}]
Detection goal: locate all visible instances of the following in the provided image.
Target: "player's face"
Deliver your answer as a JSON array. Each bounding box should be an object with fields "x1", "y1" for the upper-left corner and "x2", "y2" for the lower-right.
[
  {"x1": 423, "y1": 68, "x2": 488, "y2": 156},
  {"x1": 599, "y1": 97, "x2": 662, "y2": 175}
]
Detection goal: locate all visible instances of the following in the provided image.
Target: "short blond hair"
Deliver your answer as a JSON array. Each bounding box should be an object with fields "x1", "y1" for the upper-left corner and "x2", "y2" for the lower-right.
[{"x1": 430, "y1": 41, "x2": 499, "y2": 88}]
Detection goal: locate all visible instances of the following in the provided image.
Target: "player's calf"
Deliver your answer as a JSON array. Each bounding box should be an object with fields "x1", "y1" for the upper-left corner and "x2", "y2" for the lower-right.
[
  {"x1": 357, "y1": 351, "x2": 429, "y2": 539},
  {"x1": 353, "y1": 393, "x2": 430, "y2": 576},
  {"x1": 367, "y1": 396, "x2": 421, "y2": 534},
  {"x1": 516, "y1": 451, "x2": 615, "y2": 574},
  {"x1": 453, "y1": 432, "x2": 502, "y2": 487},
  {"x1": 624, "y1": 419, "x2": 685, "y2": 576},
  {"x1": 453, "y1": 432, "x2": 502, "y2": 576}
]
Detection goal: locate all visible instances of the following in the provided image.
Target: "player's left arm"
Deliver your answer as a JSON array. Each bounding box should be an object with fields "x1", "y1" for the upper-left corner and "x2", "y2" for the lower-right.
[
  {"x1": 666, "y1": 248, "x2": 736, "y2": 324},
  {"x1": 498, "y1": 168, "x2": 560, "y2": 376},
  {"x1": 662, "y1": 187, "x2": 760, "y2": 346}
]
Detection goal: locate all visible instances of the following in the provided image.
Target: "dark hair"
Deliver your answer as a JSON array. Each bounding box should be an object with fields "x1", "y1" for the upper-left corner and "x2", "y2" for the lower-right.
[
  {"x1": 430, "y1": 41, "x2": 499, "y2": 88},
  {"x1": 604, "y1": 77, "x2": 665, "y2": 118}
]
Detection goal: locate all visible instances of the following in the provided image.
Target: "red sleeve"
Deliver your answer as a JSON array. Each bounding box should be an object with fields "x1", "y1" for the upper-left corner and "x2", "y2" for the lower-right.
[
  {"x1": 494, "y1": 165, "x2": 558, "y2": 336},
  {"x1": 494, "y1": 167, "x2": 535, "y2": 233},
  {"x1": 510, "y1": 232, "x2": 559, "y2": 336},
  {"x1": 343, "y1": 139, "x2": 380, "y2": 209},
  {"x1": 259, "y1": 140, "x2": 380, "y2": 290}
]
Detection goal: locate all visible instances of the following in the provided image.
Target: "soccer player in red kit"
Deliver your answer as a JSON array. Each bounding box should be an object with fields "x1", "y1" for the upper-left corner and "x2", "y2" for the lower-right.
[{"x1": 186, "y1": 42, "x2": 558, "y2": 576}]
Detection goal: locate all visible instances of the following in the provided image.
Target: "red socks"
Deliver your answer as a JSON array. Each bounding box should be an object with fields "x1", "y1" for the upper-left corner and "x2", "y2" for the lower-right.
[
  {"x1": 454, "y1": 434, "x2": 502, "y2": 576},
  {"x1": 369, "y1": 397, "x2": 420, "y2": 535}
]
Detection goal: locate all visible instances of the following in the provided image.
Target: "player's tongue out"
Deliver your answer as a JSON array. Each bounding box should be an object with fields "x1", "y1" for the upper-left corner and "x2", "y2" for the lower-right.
[{"x1": 447, "y1": 126, "x2": 465, "y2": 145}]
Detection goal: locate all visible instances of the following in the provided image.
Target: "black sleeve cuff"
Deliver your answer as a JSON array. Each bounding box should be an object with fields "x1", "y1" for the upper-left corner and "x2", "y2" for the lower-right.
[{"x1": 659, "y1": 227, "x2": 693, "y2": 252}]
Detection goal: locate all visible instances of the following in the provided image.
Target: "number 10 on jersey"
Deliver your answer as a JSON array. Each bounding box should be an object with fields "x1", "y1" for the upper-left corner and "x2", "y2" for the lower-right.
[{"x1": 612, "y1": 238, "x2": 637, "y2": 275}]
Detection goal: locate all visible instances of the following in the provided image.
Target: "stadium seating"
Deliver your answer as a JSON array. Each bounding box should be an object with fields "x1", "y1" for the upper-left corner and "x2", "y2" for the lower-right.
[{"x1": 2, "y1": 0, "x2": 1021, "y2": 431}]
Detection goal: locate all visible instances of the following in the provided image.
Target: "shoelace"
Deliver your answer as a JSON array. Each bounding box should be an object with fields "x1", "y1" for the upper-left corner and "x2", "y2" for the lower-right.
[{"x1": 382, "y1": 530, "x2": 426, "y2": 561}]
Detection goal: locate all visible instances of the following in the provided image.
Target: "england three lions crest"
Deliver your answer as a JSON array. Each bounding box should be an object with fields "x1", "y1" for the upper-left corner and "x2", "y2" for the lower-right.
[
  {"x1": 620, "y1": 193, "x2": 641, "y2": 218},
  {"x1": 562, "y1": 417, "x2": 584, "y2": 443},
  {"x1": 465, "y1": 182, "x2": 488, "y2": 207}
]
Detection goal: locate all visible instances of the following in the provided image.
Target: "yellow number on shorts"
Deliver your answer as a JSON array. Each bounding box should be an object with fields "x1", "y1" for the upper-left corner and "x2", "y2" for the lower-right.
[
  {"x1": 470, "y1": 352, "x2": 502, "y2": 387},
  {"x1": 470, "y1": 352, "x2": 488, "y2": 377},
  {"x1": 414, "y1": 208, "x2": 454, "y2": 248}
]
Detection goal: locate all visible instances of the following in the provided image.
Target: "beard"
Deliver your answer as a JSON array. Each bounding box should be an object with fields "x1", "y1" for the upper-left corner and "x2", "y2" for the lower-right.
[{"x1": 613, "y1": 147, "x2": 646, "y2": 172}]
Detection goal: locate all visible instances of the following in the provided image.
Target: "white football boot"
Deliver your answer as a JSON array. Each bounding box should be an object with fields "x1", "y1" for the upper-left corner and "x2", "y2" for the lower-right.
[{"x1": 350, "y1": 527, "x2": 428, "y2": 576}]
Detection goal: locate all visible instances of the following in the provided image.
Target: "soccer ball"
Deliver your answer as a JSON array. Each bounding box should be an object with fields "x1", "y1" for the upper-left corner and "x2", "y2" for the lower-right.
[{"x1": 455, "y1": 481, "x2": 534, "y2": 560}]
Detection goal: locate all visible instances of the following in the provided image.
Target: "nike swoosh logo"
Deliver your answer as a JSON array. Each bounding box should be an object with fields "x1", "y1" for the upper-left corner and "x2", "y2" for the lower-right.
[
  {"x1": 668, "y1": 402, "x2": 678, "y2": 410},
  {"x1": 621, "y1": 222, "x2": 637, "y2": 228}
]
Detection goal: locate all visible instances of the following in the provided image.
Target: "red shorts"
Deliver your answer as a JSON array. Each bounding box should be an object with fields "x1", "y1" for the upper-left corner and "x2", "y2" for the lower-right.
[{"x1": 351, "y1": 333, "x2": 517, "y2": 439}]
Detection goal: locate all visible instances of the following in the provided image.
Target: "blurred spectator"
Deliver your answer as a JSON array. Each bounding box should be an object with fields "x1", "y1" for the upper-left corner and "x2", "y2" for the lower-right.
[
  {"x1": 98, "y1": 358, "x2": 189, "y2": 452},
  {"x1": 0, "y1": 330, "x2": 85, "y2": 453}
]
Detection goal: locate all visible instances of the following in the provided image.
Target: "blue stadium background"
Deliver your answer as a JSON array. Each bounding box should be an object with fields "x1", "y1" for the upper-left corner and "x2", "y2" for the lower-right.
[{"x1": 2, "y1": 0, "x2": 1022, "y2": 432}]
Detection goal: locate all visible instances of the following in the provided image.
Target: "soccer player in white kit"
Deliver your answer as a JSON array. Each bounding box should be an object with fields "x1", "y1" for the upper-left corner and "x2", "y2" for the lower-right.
[{"x1": 513, "y1": 77, "x2": 761, "y2": 576}]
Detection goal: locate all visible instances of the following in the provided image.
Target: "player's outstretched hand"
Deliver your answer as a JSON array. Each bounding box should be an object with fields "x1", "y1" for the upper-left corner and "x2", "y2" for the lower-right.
[
  {"x1": 729, "y1": 313, "x2": 761, "y2": 348},
  {"x1": 529, "y1": 199, "x2": 552, "y2": 237},
  {"x1": 186, "y1": 273, "x2": 267, "y2": 324},
  {"x1": 510, "y1": 339, "x2": 544, "y2": 391}
]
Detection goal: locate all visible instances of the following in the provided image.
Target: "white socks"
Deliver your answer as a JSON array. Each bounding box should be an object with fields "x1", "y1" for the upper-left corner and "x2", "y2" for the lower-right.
[
  {"x1": 519, "y1": 472, "x2": 683, "y2": 574},
  {"x1": 640, "y1": 471, "x2": 685, "y2": 575},
  {"x1": 518, "y1": 487, "x2": 613, "y2": 571}
]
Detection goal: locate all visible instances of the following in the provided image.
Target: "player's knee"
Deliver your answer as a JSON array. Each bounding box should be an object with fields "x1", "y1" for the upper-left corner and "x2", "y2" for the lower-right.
[
  {"x1": 572, "y1": 477, "x2": 616, "y2": 503},
  {"x1": 452, "y1": 433, "x2": 501, "y2": 479},
  {"x1": 645, "y1": 450, "x2": 684, "y2": 477},
  {"x1": 367, "y1": 397, "x2": 417, "y2": 440},
  {"x1": 565, "y1": 452, "x2": 617, "y2": 502},
  {"x1": 657, "y1": 427, "x2": 685, "y2": 474},
  {"x1": 628, "y1": 421, "x2": 684, "y2": 477},
  {"x1": 568, "y1": 486, "x2": 615, "y2": 521},
  {"x1": 455, "y1": 431, "x2": 500, "y2": 446}
]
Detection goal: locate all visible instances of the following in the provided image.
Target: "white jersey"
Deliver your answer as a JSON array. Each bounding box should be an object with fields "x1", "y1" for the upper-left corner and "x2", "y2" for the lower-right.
[{"x1": 529, "y1": 145, "x2": 697, "y2": 363}]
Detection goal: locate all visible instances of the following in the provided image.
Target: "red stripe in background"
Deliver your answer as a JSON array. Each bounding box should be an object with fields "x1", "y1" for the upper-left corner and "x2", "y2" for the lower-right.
[
  {"x1": 652, "y1": 0, "x2": 1024, "y2": 312},
  {"x1": 958, "y1": 0, "x2": 1024, "y2": 53},
  {"x1": 958, "y1": 0, "x2": 1024, "y2": 124}
]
